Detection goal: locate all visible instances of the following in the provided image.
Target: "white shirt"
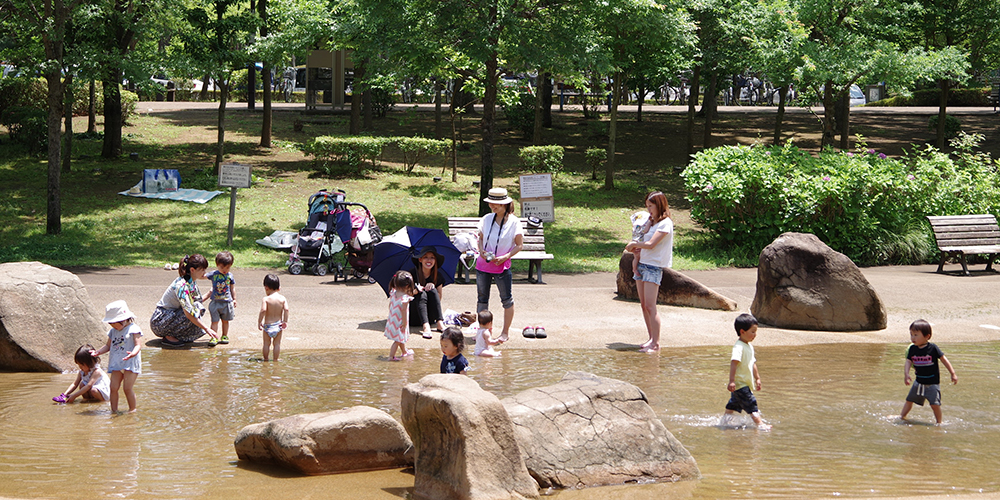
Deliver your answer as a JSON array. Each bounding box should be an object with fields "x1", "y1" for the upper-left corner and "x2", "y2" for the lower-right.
[{"x1": 638, "y1": 217, "x2": 673, "y2": 268}]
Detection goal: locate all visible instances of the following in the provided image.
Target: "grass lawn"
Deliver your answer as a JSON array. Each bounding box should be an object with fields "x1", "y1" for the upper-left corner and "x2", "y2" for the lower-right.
[{"x1": 2, "y1": 102, "x2": 997, "y2": 272}]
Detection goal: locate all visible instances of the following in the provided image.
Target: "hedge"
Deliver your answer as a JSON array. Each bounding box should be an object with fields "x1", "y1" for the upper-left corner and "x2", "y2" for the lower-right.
[{"x1": 518, "y1": 145, "x2": 564, "y2": 174}]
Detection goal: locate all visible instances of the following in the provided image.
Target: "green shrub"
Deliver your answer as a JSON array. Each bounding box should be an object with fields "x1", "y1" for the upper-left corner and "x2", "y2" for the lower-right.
[
  {"x1": 518, "y1": 145, "x2": 564, "y2": 174},
  {"x1": 928, "y1": 113, "x2": 961, "y2": 139},
  {"x1": 302, "y1": 135, "x2": 390, "y2": 173},
  {"x1": 391, "y1": 136, "x2": 450, "y2": 172},
  {"x1": 683, "y1": 141, "x2": 1000, "y2": 265},
  {"x1": 867, "y1": 88, "x2": 990, "y2": 107},
  {"x1": 502, "y1": 92, "x2": 535, "y2": 138},
  {"x1": 0, "y1": 106, "x2": 48, "y2": 154},
  {"x1": 367, "y1": 87, "x2": 395, "y2": 118},
  {"x1": 0, "y1": 77, "x2": 46, "y2": 116},
  {"x1": 585, "y1": 147, "x2": 605, "y2": 179}
]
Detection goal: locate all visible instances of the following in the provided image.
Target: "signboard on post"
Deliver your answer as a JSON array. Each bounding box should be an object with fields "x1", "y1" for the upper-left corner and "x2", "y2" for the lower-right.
[
  {"x1": 218, "y1": 163, "x2": 252, "y2": 247},
  {"x1": 219, "y1": 163, "x2": 252, "y2": 188},
  {"x1": 519, "y1": 173, "x2": 555, "y2": 222}
]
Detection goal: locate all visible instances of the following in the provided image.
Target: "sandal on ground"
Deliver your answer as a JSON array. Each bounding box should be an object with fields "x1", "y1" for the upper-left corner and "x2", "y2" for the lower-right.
[
  {"x1": 219, "y1": 335, "x2": 229, "y2": 344},
  {"x1": 421, "y1": 331, "x2": 434, "y2": 339},
  {"x1": 161, "y1": 338, "x2": 185, "y2": 347},
  {"x1": 207, "y1": 336, "x2": 219, "y2": 347},
  {"x1": 533, "y1": 326, "x2": 547, "y2": 339},
  {"x1": 522, "y1": 326, "x2": 536, "y2": 338},
  {"x1": 52, "y1": 393, "x2": 67, "y2": 403}
]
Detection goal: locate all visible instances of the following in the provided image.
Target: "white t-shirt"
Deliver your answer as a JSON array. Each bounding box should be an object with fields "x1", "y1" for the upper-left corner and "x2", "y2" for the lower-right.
[
  {"x1": 638, "y1": 217, "x2": 673, "y2": 268},
  {"x1": 476, "y1": 213, "x2": 524, "y2": 273}
]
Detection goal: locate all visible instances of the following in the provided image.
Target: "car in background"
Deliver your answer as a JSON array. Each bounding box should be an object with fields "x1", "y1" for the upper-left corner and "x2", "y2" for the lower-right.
[{"x1": 848, "y1": 84, "x2": 866, "y2": 106}]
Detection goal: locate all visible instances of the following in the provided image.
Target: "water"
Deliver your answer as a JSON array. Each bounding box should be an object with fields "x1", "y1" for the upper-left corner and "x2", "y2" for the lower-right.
[{"x1": 1, "y1": 343, "x2": 998, "y2": 499}]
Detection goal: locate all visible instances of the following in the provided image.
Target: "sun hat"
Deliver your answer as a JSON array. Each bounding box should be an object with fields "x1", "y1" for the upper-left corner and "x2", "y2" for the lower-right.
[
  {"x1": 483, "y1": 187, "x2": 514, "y2": 205},
  {"x1": 103, "y1": 300, "x2": 135, "y2": 323},
  {"x1": 411, "y1": 246, "x2": 445, "y2": 268}
]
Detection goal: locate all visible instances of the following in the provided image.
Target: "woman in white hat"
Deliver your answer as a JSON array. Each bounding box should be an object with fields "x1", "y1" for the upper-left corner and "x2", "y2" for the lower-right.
[{"x1": 476, "y1": 187, "x2": 523, "y2": 341}]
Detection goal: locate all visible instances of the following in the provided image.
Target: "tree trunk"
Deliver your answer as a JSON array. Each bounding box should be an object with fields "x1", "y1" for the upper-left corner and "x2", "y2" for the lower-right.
[
  {"x1": 605, "y1": 71, "x2": 621, "y2": 190},
  {"x1": 215, "y1": 80, "x2": 228, "y2": 173},
  {"x1": 532, "y1": 73, "x2": 543, "y2": 145},
  {"x1": 349, "y1": 72, "x2": 362, "y2": 135},
  {"x1": 45, "y1": 71, "x2": 64, "y2": 235},
  {"x1": 773, "y1": 84, "x2": 788, "y2": 145},
  {"x1": 935, "y1": 79, "x2": 949, "y2": 148},
  {"x1": 62, "y1": 73, "x2": 73, "y2": 173},
  {"x1": 478, "y1": 60, "x2": 498, "y2": 216},
  {"x1": 259, "y1": 0, "x2": 271, "y2": 147},
  {"x1": 635, "y1": 82, "x2": 644, "y2": 122},
  {"x1": 540, "y1": 72, "x2": 552, "y2": 128},
  {"x1": 820, "y1": 80, "x2": 836, "y2": 149},
  {"x1": 686, "y1": 64, "x2": 701, "y2": 160},
  {"x1": 101, "y1": 74, "x2": 122, "y2": 158},
  {"x1": 702, "y1": 72, "x2": 718, "y2": 150},
  {"x1": 200, "y1": 74, "x2": 211, "y2": 101},
  {"x1": 434, "y1": 80, "x2": 443, "y2": 140},
  {"x1": 837, "y1": 90, "x2": 850, "y2": 150},
  {"x1": 87, "y1": 80, "x2": 96, "y2": 134},
  {"x1": 362, "y1": 81, "x2": 373, "y2": 130},
  {"x1": 450, "y1": 106, "x2": 458, "y2": 182}
]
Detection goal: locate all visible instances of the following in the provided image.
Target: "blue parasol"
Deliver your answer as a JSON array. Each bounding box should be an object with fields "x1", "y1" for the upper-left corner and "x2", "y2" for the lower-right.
[{"x1": 370, "y1": 226, "x2": 462, "y2": 296}]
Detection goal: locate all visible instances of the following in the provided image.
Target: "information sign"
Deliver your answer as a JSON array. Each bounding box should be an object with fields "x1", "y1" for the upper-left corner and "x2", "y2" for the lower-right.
[
  {"x1": 519, "y1": 173, "x2": 555, "y2": 222},
  {"x1": 219, "y1": 163, "x2": 252, "y2": 189}
]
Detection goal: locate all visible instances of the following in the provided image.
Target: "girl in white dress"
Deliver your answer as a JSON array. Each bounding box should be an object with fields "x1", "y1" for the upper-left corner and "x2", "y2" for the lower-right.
[{"x1": 93, "y1": 300, "x2": 143, "y2": 413}]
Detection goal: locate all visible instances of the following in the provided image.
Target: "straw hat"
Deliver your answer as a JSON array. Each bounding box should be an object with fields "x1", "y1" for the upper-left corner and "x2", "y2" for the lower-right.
[
  {"x1": 102, "y1": 300, "x2": 135, "y2": 323},
  {"x1": 483, "y1": 187, "x2": 513, "y2": 205}
]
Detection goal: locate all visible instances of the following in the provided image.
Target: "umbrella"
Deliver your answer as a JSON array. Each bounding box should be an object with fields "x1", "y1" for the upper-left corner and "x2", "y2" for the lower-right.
[{"x1": 370, "y1": 226, "x2": 462, "y2": 296}]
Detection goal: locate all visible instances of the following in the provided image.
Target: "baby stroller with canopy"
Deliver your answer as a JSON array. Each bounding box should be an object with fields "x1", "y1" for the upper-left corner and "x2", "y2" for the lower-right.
[{"x1": 286, "y1": 189, "x2": 381, "y2": 282}]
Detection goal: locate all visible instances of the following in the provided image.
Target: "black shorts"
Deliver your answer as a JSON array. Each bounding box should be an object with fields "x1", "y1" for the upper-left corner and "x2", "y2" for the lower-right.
[{"x1": 726, "y1": 386, "x2": 759, "y2": 414}]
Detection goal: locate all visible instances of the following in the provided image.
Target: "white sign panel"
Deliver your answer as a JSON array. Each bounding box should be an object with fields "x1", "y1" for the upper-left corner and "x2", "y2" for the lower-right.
[
  {"x1": 519, "y1": 173, "x2": 553, "y2": 199},
  {"x1": 219, "y1": 163, "x2": 252, "y2": 189},
  {"x1": 521, "y1": 200, "x2": 555, "y2": 222}
]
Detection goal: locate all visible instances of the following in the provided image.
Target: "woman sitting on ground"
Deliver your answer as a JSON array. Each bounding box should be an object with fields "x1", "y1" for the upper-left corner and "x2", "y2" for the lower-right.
[
  {"x1": 150, "y1": 254, "x2": 219, "y2": 346},
  {"x1": 410, "y1": 247, "x2": 448, "y2": 338}
]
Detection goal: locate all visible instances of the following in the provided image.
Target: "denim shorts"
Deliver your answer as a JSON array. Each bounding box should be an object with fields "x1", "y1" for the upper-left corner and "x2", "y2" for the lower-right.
[
  {"x1": 476, "y1": 268, "x2": 513, "y2": 311},
  {"x1": 725, "y1": 386, "x2": 759, "y2": 414},
  {"x1": 634, "y1": 262, "x2": 664, "y2": 286}
]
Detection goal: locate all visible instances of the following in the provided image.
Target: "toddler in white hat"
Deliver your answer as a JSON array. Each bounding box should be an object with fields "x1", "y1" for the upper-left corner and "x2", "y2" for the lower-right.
[{"x1": 91, "y1": 300, "x2": 143, "y2": 413}]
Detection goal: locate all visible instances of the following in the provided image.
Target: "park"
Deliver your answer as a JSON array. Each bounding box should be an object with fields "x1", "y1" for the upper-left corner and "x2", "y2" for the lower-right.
[{"x1": 3, "y1": 0, "x2": 1000, "y2": 498}]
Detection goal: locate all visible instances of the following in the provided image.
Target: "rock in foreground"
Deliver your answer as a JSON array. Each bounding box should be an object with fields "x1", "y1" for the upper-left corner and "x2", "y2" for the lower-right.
[
  {"x1": 401, "y1": 374, "x2": 539, "y2": 500},
  {"x1": 0, "y1": 262, "x2": 107, "y2": 372},
  {"x1": 234, "y1": 406, "x2": 414, "y2": 475},
  {"x1": 502, "y1": 371, "x2": 700, "y2": 489}
]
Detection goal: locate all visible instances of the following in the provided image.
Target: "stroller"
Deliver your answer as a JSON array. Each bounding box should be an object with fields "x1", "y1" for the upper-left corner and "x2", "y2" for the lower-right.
[{"x1": 286, "y1": 190, "x2": 381, "y2": 281}]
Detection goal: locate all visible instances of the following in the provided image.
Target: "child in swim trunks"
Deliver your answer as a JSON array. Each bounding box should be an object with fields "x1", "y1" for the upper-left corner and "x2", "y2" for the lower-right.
[{"x1": 258, "y1": 274, "x2": 289, "y2": 362}]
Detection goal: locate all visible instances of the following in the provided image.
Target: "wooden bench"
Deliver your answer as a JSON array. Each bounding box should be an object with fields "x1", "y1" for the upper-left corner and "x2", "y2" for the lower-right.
[
  {"x1": 448, "y1": 217, "x2": 554, "y2": 284},
  {"x1": 991, "y1": 81, "x2": 999, "y2": 113},
  {"x1": 927, "y1": 215, "x2": 1000, "y2": 275}
]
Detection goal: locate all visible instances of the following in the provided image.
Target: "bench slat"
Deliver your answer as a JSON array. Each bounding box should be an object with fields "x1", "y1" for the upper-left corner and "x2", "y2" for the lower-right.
[{"x1": 927, "y1": 214, "x2": 1000, "y2": 275}]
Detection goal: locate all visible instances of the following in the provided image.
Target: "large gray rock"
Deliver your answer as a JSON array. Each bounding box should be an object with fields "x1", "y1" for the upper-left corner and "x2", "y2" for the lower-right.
[
  {"x1": 234, "y1": 406, "x2": 414, "y2": 475},
  {"x1": 401, "y1": 374, "x2": 539, "y2": 500},
  {"x1": 617, "y1": 252, "x2": 738, "y2": 311},
  {"x1": 751, "y1": 232, "x2": 886, "y2": 331},
  {"x1": 502, "y1": 371, "x2": 700, "y2": 489},
  {"x1": 0, "y1": 262, "x2": 107, "y2": 372}
]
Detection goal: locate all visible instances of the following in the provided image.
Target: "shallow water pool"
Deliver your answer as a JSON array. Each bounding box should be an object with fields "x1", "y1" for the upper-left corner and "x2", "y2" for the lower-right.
[{"x1": 1, "y1": 342, "x2": 998, "y2": 499}]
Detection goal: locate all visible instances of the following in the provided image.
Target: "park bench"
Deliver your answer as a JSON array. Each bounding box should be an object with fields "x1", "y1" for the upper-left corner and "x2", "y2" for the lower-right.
[
  {"x1": 926, "y1": 214, "x2": 1000, "y2": 275},
  {"x1": 991, "y1": 81, "x2": 999, "y2": 113},
  {"x1": 447, "y1": 216, "x2": 554, "y2": 284}
]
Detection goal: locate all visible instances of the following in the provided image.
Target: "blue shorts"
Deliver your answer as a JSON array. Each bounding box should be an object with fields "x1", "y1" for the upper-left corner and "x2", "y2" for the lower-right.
[
  {"x1": 634, "y1": 262, "x2": 663, "y2": 286},
  {"x1": 725, "y1": 386, "x2": 759, "y2": 414}
]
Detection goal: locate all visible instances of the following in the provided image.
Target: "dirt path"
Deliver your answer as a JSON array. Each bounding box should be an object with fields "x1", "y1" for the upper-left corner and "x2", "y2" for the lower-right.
[{"x1": 72, "y1": 264, "x2": 1000, "y2": 352}]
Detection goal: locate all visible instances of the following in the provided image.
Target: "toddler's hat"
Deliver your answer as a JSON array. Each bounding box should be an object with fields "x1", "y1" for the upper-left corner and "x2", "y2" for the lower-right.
[{"x1": 103, "y1": 300, "x2": 135, "y2": 323}]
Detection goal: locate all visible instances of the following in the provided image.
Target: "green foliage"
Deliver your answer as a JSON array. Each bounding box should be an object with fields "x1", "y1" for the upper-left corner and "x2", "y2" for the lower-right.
[
  {"x1": 120, "y1": 89, "x2": 139, "y2": 125},
  {"x1": 585, "y1": 147, "x2": 605, "y2": 179},
  {"x1": 683, "y1": 141, "x2": 1000, "y2": 265},
  {"x1": 391, "y1": 136, "x2": 450, "y2": 172},
  {"x1": 367, "y1": 87, "x2": 396, "y2": 118},
  {"x1": 502, "y1": 92, "x2": 535, "y2": 138},
  {"x1": 302, "y1": 136, "x2": 391, "y2": 173},
  {"x1": 518, "y1": 145, "x2": 564, "y2": 174},
  {"x1": 928, "y1": 114, "x2": 962, "y2": 139},
  {"x1": 867, "y1": 88, "x2": 990, "y2": 107},
  {"x1": 0, "y1": 106, "x2": 47, "y2": 154},
  {"x1": 0, "y1": 78, "x2": 46, "y2": 116}
]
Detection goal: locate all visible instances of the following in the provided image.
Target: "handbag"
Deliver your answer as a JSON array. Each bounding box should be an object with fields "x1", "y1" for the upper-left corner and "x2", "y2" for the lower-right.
[{"x1": 142, "y1": 169, "x2": 181, "y2": 193}]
